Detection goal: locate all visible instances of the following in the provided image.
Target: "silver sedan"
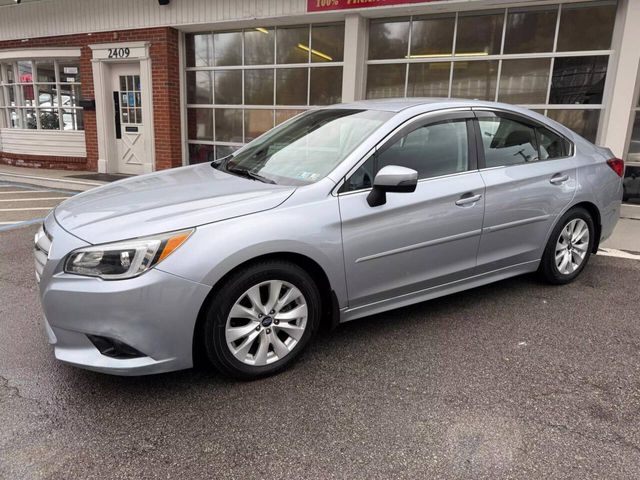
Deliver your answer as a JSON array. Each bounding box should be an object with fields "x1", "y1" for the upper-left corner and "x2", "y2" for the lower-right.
[{"x1": 35, "y1": 99, "x2": 624, "y2": 379}]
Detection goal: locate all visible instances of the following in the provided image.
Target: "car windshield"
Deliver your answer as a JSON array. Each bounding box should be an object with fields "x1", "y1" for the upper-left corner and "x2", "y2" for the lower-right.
[{"x1": 218, "y1": 109, "x2": 393, "y2": 186}]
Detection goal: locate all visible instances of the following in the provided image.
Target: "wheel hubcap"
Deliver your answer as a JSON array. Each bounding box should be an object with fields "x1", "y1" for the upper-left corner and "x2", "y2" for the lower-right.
[
  {"x1": 225, "y1": 280, "x2": 308, "y2": 366},
  {"x1": 555, "y1": 218, "x2": 589, "y2": 275}
]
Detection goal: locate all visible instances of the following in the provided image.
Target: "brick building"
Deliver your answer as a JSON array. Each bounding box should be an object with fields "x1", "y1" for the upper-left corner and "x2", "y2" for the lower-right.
[{"x1": 0, "y1": 0, "x2": 639, "y2": 174}]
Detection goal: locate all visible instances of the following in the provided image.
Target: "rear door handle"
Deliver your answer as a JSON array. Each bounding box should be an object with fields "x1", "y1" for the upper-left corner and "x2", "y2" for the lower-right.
[
  {"x1": 550, "y1": 174, "x2": 569, "y2": 185},
  {"x1": 455, "y1": 193, "x2": 482, "y2": 206}
]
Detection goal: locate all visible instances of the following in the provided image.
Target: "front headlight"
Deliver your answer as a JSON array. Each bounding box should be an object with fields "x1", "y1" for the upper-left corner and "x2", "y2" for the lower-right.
[{"x1": 64, "y1": 229, "x2": 193, "y2": 280}]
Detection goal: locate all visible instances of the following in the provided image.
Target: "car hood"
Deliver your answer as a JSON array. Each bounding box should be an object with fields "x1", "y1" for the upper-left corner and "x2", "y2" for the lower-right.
[{"x1": 55, "y1": 163, "x2": 296, "y2": 244}]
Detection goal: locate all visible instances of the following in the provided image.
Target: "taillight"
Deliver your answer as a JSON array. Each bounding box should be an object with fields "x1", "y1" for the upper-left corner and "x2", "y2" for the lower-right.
[{"x1": 606, "y1": 158, "x2": 624, "y2": 177}]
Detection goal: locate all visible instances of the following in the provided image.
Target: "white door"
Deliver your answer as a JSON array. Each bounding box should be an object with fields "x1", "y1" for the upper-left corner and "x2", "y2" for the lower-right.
[{"x1": 111, "y1": 63, "x2": 146, "y2": 175}]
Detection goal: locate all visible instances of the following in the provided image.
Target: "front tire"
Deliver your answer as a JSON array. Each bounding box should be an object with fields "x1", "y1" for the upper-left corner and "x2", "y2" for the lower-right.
[
  {"x1": 203, "y1": 260, "x2": 321, "y2": 380},
  {"x1": 538, "y1": 207, "x2": 594, "y2": 285}
]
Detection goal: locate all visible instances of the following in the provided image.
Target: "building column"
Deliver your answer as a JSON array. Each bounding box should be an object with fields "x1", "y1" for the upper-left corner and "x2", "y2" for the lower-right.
[
  {"x1": 341, "y1": 14, "x2": 368, "y2": 103},
  {"x1": 600, "y1": 0, "x2": 640, "y2": 157}
]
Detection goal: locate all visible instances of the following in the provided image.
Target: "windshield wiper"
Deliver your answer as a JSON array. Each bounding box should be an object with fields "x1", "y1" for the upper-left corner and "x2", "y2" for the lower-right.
[{"x1": 226, "y1": 166, "x2": 276, "y2": 184}]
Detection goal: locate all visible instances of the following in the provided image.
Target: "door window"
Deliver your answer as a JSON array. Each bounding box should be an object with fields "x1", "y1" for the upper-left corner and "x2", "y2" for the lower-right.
[
  {"x1": 478, "y1": 116, "x2": 538, "y2": 167},
  {"x1": 342, "y1": 119, "x2": 469, "y2": 192},
  {"x1": 119, "y1": 75, "x2": 142, "y2": 125},
  {"x1": 536, "y1": 126, "x2": 571, "y2": 160}
]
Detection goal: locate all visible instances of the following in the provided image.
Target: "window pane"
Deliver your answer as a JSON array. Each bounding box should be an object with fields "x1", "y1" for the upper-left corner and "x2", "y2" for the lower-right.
[
  {"x1": 498, "y1": 58, "x2": 550, "y2": 104},
  {"x1": 21, "y1": 85, "x2": 36, "y2": 106},
  {"x1": 368, "y1": 19, "x2": 410, "y2": 60},
  {"x1": 25, "y1": 109, "x2": 37, "y2": 129},
  {"x1": 215, "y1": 108, "x2": 243, "y2": 142},
  {"x1": 378, "y1": 120, "x2": 469, "y2": 179},
  {"x1": 214, "y1": 70, "x2": 242, "y2": 104},
  {"x1": 478, "y1": 117, "x2": 539, "y2": 167},
  {"x1": 216, "y1": 145, "x2": 240, "y2": 160},
  {"x1": 245, "y1": 28, "x2": 274, "y2": 65},
  {"x1": 214, "y1": 32, "x2": 242, "y2": 66},
  {"x1": 187, "y1": 108, "x2": 213, "y2": 140},
  {"x1": 245, "y1": 69, "x2": 274, "y2": 105},
  {"x1": 187, "y1": 71, "x2": 213, "y2": 104},
  {"x1": 58, "y1": 61, "x2": 79, "y2": 83},
  {"x1": 275, "y1": 109, "x2": 304, "y2": 125},
  {"x1": 277, "y1": 26, "x2": 310, "y2": 64},
  {"x1": 310, "y1": 67, "x2": 342, "y2": 105},
  {"x1": 40, "y1": 109, "x2": 60, "y2": 130},
  {"x1": 276, "y1": 68, "x2": 308, "y2": 105},
  {"x1": 18, "y1": 61, "x2": 32, "y2": 82},
  {"x1": 546, "y1": 109, "x2": 599, "y2": 142},
  {"x1": 504, "y1": 7, "x2": 557, "y2": 54},
  {"x1": 557, "y1": 2, "x2": 617, "y2": 52},
  {"x1": 549, "y1": 56, "x2": 608, "y2": 105},
  {"x1": 410, "y1": 15, "x2": 455, "y2": 57},
  {"x1": 244, "y1": 109, "x2": 274, "y2": 141},
  {"x1": 366, "y1": 64, "x2": 406, "y2": 99},
  {"x1": 407, "y1": 62, "x2": 450, "y2": 97},
  {"x1": 311, "y1": 24, "x2": 344, "y2": 62},
  {"x1": 186, "y1": 34, "x2": 214, "y2": 67},
  {"x1": 61, "y1": 109, "x2": 84, "y2": 130},
  {"x1": 343, "y1": 155, "x2": 375, "y2": 192},
  {"x1": 451, "y1": 60, "x2": 498, "y2": 101},
  {"x1": 8, "y1": 108, "x2": 19, "y2": 127},
  {"x1": 59, "y1": 84, "x2": 80, "y2": 108},
  {"x1": 537, "y1": 127, "x2": 568, "y2": 159},
  {"x1": 36, "y1": 61, "x2": 56, "y2": 83},
  {"x1": 627, "y1": 112, "x2": 640, "y2": 162},
  {"x1": 37, "y1": 84, "x2": 58, "y2": 107},
  {"x1": 456, "y1": 11, "x2": 504, "y2": 56},
  {"x1": 188, "y1": 143, "x2": 215, "y2": 165}
]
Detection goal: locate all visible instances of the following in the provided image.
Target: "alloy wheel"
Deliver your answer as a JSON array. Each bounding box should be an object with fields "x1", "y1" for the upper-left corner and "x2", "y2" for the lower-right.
[
  {"x1": 555, "y1": 218, "x2": 590, "y2": 275},
  {"x1": 225, "y1": 280, "x2": 308, "y2": 366}
]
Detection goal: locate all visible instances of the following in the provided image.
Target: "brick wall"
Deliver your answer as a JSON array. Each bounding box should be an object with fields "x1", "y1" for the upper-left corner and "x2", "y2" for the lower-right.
[{"x1": 0, "y1": 27, "x2": 181, "y2": 172}]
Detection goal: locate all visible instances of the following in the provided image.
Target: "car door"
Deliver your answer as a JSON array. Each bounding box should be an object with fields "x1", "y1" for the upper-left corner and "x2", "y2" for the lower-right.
[
  {"x1": 473, "y1": 110, "x2": 577, "y2": 273},
  {"x1": 338, "y1": 111, "x2": 486, "y2": 309}
]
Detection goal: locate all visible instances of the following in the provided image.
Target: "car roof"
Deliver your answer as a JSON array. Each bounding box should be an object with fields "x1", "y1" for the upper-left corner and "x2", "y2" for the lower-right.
[{"x1": 330, "y1": 97, "x2": 515, "y2": 113}]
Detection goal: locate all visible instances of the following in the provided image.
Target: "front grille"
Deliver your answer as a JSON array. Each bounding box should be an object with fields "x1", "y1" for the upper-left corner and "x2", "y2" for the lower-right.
[{"x1": 34, "y1": 224, "x2": 52, "y2": 283}]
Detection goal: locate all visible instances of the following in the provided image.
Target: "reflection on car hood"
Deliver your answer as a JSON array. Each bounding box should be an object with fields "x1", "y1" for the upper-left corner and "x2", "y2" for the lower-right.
[{"x1": 54, "y1": 163, "x2": 296, "y2": 244}]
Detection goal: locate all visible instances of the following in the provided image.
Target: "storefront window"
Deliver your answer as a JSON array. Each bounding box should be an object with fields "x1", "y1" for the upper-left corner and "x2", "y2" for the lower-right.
[
  {"x1": 365, "y1": 3, "x2": 616, "y2": 142},
  {"x1": 0, "y1": 59, "x2": 83, "y2": 131},
  {"x1": 186, "y1": 23, "x2": 345, "y2": 164}
]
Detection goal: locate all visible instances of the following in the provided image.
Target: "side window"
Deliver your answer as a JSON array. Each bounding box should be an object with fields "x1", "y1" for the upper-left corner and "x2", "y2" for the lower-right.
[
  {"x1": 341, "y1": 119, "x2": 469, "y2": 192},
  {"x1": 537, "y1": 127, "x2": 570, "y2": 160},
  {"x1": 478, "y1": 117, "x2": 539, "y2": 167}
]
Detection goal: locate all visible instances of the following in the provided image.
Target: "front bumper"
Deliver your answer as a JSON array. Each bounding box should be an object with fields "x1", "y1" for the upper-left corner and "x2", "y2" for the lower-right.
[{"x1": 37, "y1": 214, "x2": 211, "y2": 376}]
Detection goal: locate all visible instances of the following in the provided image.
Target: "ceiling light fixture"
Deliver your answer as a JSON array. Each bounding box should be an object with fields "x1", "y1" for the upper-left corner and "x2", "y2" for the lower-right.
[{"x1": 297, "y1": 44, "x2": 333, "y2": 62}]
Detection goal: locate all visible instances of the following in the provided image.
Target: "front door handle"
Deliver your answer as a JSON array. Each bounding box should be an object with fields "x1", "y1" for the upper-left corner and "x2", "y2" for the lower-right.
[
  {"x1": 455, "y1": 193, "x2": 482, "y2": 206},
  {"x1": 550, "y1": 173, "x2": 569, "y2": 185}
]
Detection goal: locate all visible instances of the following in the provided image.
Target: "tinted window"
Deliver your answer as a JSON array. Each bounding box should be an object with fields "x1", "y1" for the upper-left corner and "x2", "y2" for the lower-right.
[
  {"x1": 537, "y1": 127, "x2": 570, "y2": 160},
  {"x1": 478, "y1": 117, "x2": 539, "y2": 167},
  {"x1": 343, "y1": 119, "x2": 469, "y2": 191}
]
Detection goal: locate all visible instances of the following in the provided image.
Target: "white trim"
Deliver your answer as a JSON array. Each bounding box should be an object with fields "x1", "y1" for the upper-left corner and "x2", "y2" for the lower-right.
[
  {"x1": 179, "y1": 32, "x2": 189, "y2": 167},
  {"x1": 0, "y1": 47, "x2": 81, "y2": 60},
  {"x1": 0, "y1": 128, "x2": 86, "y2": 157},
  {"x1": 91, "y1": 42, "x2": 155, "y2": 175}
]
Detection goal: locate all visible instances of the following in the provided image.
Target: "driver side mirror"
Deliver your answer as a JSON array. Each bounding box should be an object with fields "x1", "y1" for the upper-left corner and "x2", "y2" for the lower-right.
[{"x1": 367, "y1": 165, "x2": 418, "y2": 207}]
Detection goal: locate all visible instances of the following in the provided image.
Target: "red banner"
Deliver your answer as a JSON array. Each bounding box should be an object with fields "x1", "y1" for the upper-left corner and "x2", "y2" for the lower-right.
[{"x1": 308, "y1": 0, "x2": 437, "y2": 12}]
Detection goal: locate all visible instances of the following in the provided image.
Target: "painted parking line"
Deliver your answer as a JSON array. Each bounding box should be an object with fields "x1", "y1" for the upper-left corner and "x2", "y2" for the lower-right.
[
  {"x1": 0, "y1": 207, "x2": 53, "y2": 212},
  {"x1": 0, "y1": 197, "x2": 70, "y2": 202},
  {"x1": 0, "y1": 218, "x2": 45, "y2": 232},
  {"x1": 0, "y1": 190, "x2": 52, "y2": 194},
  {"x1": 598, "y1": 248, "x2": 640, "y2": 260}
]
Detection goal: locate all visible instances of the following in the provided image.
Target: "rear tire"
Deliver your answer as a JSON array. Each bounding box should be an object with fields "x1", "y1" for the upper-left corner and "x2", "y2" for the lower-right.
[
  {"x1": 203, "y1": 260, "x2": 321, "y2": 380},
  {"x1": 538, "y1": 207, "x2": 595, "y2": 285}
]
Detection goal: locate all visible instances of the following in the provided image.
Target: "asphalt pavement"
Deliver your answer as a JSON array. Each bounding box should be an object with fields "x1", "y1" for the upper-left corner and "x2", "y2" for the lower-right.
[{"x1": 1, "y1": 219, "x2": 640, "y2": 479}]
